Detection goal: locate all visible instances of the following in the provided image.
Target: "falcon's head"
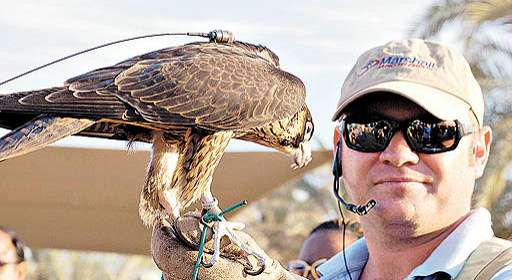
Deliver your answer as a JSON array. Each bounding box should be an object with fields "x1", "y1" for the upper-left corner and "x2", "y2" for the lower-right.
[{"x1": 237, "y1": 105, "x2": 314, "y2": 169}]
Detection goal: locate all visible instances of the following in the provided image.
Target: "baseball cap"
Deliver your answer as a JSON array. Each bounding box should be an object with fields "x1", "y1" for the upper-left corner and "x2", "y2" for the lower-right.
[{"x1": 332, "y1": 39, "x2": 484, "y2": 127}]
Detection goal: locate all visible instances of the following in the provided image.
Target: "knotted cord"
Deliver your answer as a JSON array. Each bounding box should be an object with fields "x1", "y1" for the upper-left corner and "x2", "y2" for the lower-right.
[{"x1": 193, "y1": 200, "x2": 248, "y2": 280}]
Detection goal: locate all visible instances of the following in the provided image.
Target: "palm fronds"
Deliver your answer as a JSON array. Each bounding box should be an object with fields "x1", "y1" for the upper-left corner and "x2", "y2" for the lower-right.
[{"x1": 409, "y1": 0, "x2": 512, "y2": 238}]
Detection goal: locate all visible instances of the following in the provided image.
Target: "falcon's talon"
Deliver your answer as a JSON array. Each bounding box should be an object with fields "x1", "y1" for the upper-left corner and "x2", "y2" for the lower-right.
[
  {"x1": 200, "y1": 255, "x2": 214, "y2": 268},
  {"x1": 244, "y1": 263, "x2": 266, "y2": 276}
]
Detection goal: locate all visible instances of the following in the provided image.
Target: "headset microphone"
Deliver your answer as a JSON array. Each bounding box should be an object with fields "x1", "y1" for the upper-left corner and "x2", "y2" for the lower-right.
[
  {"x1": 332, "y1": 140, "x2": 376, "y2": 216},
  {"x1": 332, "y1": 138, "x2": 375, "y2": 280}
]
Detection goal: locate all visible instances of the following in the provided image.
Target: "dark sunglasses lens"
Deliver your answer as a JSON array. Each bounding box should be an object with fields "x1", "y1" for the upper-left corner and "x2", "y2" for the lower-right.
[
  {"x1": 406, "y1": 120, "x2": 459, "y2": 153},
  {"x1": 344, "y1": 120, "x2": 394, "y2": 152}
]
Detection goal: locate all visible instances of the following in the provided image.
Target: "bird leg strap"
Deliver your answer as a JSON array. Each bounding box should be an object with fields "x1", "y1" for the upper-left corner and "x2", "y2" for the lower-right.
[
  {"x1": 198, "y1": 201, "x2": 259, "y2": 272},
  {"x1": 151, "y1": 210, "x2": 305, "y2": 280}
]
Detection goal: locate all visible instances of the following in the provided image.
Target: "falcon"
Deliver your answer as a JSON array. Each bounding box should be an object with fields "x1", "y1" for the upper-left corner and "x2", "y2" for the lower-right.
[{"x1": 0, "y1": 33, "x2": 313, "y2": 267}]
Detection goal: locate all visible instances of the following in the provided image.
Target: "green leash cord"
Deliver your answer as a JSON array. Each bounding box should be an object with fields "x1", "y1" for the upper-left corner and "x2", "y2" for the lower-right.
[
  {"x1": 192, "y1": 200, "x2": 248, "y2": 280},
  {"x1": 159, "y1": 200, "x2": 248, "y2": 280}
]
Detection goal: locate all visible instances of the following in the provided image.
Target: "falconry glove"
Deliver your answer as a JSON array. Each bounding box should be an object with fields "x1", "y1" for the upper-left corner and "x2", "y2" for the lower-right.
[{"x1": 151, "y1": 213, "x2": 305, "y2": 280}]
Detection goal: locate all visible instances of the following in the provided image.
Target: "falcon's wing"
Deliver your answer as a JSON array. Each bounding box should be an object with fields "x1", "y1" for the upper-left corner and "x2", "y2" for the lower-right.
[
  {"x1": 68, "y1": 42, "x2": 306, "y2": 130},
  {"x1": 0, "y1": 43, "x2": 204, "y2": 120}
]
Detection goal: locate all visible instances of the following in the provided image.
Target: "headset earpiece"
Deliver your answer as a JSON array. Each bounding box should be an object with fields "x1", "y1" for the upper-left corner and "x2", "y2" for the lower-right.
[
  {"x1": 332, "y1": 126, "x2": 376, "y2": 217},
  {"x1": 332, "y1": 140, "x2": 342, "y2": 177},
  {"x1": 332, "y1": 127, "x2": 343, "y2": 177}
]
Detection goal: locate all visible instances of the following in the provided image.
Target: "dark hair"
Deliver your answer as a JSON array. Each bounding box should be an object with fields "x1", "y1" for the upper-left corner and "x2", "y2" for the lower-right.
[
  {"x1": 310, "y1": 220, "x2": 341, "y2": 235},
  {"x1": 309, "y1": 219, "x2": 363, "y2": 238},
  {"x1": 0, "y1": 226, "x2": 25, "y2": 263}
]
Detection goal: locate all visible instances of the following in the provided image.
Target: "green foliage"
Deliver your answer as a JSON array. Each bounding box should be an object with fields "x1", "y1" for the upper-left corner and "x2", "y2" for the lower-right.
[{"x1": 409, "y1": 0, "x2": 512, "y2": 238}]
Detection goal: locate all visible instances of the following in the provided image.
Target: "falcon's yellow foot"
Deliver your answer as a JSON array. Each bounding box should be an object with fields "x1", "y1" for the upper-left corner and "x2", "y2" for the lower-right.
[
  {"x1": 203, "y1": 217, "x2": 266, "y2": 270},
  {"x1": 199, "y1": 197, "x2": 266, "y2": 274}
]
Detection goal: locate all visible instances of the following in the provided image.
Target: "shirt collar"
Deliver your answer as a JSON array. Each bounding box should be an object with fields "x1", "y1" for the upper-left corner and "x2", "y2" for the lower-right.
[
  {"x1": 317, "y1": 237, "x2": 368, "y2": 279},
  {"x1": 407, "y1": 208, "x2": 494, "y2": 279},
  {"x1": 316, "y1": 208, "x2": 494, "y2": 279}
]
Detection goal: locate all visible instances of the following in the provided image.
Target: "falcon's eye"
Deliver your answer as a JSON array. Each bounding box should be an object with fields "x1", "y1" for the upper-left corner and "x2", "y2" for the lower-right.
[
  {"x1": 280, "y1": 139, "x2": 291, "y2": 146},
  {"x1": 304, "y1": 121, "x2": 314, "y2": 141}
]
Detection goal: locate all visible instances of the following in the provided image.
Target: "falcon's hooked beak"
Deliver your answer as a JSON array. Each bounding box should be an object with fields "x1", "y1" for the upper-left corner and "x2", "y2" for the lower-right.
[
  {"x1": 290, "y1": 141, "x2": 312, "y2": 170},
  {"x1": 288, "y1": 107, "x2": 313, "y2": 170}
]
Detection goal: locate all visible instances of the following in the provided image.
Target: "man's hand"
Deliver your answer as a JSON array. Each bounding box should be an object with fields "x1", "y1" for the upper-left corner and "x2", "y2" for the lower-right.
[{"x1": 151, "y1": 213, "x2": 305, "y2": 280}]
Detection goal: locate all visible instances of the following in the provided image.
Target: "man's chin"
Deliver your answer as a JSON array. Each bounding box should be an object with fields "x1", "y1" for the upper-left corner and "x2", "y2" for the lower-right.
[
  {"x1": 371, "y1": 200, "x2": 420, "y2": 225},
  {"x1": 368, "y1": 210, "x2": 420, "y2": 239}
]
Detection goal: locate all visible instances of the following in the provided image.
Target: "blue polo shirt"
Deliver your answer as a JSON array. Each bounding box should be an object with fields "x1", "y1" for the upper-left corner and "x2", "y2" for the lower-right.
[{"x1": 317, "y1": 208, "x2": 512, "y2": 279}]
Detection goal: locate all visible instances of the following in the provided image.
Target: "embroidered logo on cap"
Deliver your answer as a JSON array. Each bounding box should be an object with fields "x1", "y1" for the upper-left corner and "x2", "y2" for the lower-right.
[{"x1": 358, "y1": 56, "x2": 437, "y2": 76}]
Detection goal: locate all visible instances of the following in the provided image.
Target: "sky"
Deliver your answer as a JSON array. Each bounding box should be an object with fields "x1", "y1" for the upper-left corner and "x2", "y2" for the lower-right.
[{"x1": 0, "y1": 0, "x2": 434, "y2": 151}]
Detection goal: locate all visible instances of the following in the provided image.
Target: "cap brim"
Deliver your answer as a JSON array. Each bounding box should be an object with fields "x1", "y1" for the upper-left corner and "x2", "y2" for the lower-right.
[{"x1": 332, "y1": 80, "x2": 472, "y2": 122}]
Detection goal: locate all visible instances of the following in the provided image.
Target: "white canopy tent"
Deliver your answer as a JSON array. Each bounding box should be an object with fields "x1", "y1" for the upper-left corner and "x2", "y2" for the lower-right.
[{"x1": 0, "y1": 147, "x2": 331, "y2": 255}]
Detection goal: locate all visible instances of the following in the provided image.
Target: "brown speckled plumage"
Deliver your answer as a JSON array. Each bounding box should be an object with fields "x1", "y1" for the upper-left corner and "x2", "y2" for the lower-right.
[{"x1": 0, "y1": 40, "x2": 313, "y2": 226}]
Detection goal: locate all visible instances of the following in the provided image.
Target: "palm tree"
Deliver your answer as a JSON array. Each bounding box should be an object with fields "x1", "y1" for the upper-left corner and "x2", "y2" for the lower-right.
[{"x1": 408, "y1": 0, "x2": 512, "y2": 238}]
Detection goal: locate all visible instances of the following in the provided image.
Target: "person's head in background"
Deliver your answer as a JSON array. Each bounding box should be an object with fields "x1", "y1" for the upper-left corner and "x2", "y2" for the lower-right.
[
  {"x1": 0, "y1": 226, "x2": 26, "y2": 280},
  {"x1": 288, "y1": 219, "x2": 362, "y2": 279}
]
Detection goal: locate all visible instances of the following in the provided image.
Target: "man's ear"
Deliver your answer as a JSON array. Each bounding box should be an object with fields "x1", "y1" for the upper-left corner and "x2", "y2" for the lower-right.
[
  {"x1": 473, "y1": 126, "x2": 492, "y2": 178},
  {"x1": 333, "y1": 127, "x2": 341, "y2": 157}
]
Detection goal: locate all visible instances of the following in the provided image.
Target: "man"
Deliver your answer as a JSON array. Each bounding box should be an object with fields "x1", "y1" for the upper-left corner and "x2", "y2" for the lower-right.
[
  {"x1": 151, "y1": 39, "x2": 512, "y2": 279},
  {"x1": 318, "y1": 39, "x2": 512, "y2": 279},
  {"x1": 289, "y1": 219, "x2": 362, "y2": 279},
  {"x1": 0, "y1": 226, "x2": 26, "y2": 280}
]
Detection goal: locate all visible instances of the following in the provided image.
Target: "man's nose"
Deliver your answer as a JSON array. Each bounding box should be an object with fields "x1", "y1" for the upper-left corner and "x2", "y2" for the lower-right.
[{"x1": 379, "y1": 132, "x2": 419, "y2": 167}]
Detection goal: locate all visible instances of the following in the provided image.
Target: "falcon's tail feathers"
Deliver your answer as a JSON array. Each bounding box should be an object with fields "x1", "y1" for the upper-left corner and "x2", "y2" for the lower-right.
[{"x1": 0, "y1": 115, "x2": 95, "y2": 161}]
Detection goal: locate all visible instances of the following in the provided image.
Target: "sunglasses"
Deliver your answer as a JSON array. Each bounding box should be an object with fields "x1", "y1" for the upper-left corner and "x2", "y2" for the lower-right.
[
  {"x1": 340, "y1": 117, "x2": 475, "y2": 154},
  {"x1": 288, "y1": 258, "x2": 326, "y2": 279}
]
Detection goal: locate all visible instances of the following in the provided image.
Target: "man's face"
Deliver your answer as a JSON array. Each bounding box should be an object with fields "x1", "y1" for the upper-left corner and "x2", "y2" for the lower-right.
[
  {"x1": 299, "y1": 229, "x2": 357, "y2": 264},
  {"x1": 0, "y1": 231, "x2": 25, "y2": 280},
  {"x1": 293, "y1": 229, "x2": 358, "y2": 279},
  {"x1": 338, "y1": 95, "x2": 490, "y2": 237}
]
